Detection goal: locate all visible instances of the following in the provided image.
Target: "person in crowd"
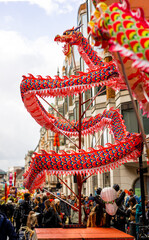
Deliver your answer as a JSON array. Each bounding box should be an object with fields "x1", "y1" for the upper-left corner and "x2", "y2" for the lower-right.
[
  {"x1": 33, "y1": 196, "x2": 43, "y2": 227},
  {"x1": 112, "y1": 201, "x2": 126, "y2": 232},
  {"x1": 125, "y1": 189, "x2": 140, "y2": 208},
  {"x1": 94, "y1": 187, "x2": 110, "y2": 227},
  {"x1": 112, "y1": 184, "x2": 126, "y2": 232},
  {"x1": 113, "y1": 184, "x2": 126, "y2": 207},
  {"x1": 33, "y1": 197, "x2": 41, "y2": 211},
  {"x1": 145, "y1": 199, "x2": 149, "y2": 223},
  {"x1": 127, "y1": 197, "x2": 137, "y2": 222},
  {"x1": 87, "y1": 203, "x2": 106, "y2": 227},
  {"x1": 94, "y1": 187, "x2": 102, "y2": 204},
  {"x1": 84, "y1": 196, "x2": 89, "y2": 206},
  {"x1": 55, "y1": 199, "x2": 63, "y2": 221},
  {"x1": 84, "y1": 202, "x2": 91, "y2": 224},
  {"x1": 65, "y1": 195, "x2": 71, "y2": 224},
  {"x1": 6, "y1": 199, "x2": 15, "y2": 222},
  {"x1": 42, "y1": 199, "x2": 62, "y2": 228},
  {"x1": 0, "y1": 211, "x2": 17, "y2": 240},
  {"x1": 88, "y1": 193, "x2": 94, "y2": 201},
  {"x1": 27, "y1": 211, "x2": 38, "y2": 230},
  {"x1": 127, "y1": 196, "x2": 137, "y2": 238},
  {"x1": 51, "y1": 200, "x2": 63, "y2": 227},
  {"x1": 81, "y1": 195, "x2": 84, "y2": 204},
  {"x1": 0, "y1": 203, "x2": 7, "y2": 216},
  {"x1": 70, "y1": 195, "x2": 76, "y2": 206},
  {"x1": 19, "y1": 193, "x2": 32, "y2": 226},
  {"x1": 89, "y1": 200, "x2": 94, "y2": 212},
  {"x1": 70, "y1": 198, "x2": 85, "y2": 224},
  {"x1": 60, "y1": 194, "x2": 69, "y2": 224},
  {"x1": 40, "y1": 195, "x2": 48, "y2": 212},
  {"x1": 13, "y1": 199, "x2": 24, "y2": 233},
  {"x1": 135, "y1": 199, "x2": 142, "y2": 238}
]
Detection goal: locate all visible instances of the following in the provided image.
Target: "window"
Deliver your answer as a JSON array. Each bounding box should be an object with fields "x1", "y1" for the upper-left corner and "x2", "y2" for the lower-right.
[
  {"x1": 90, "y1": 87, "x2": 94, "y2": 107},
  {"x1": 80, "y1": 57, "x2": 83, "y2": 71},
  {"x1": 85, "y1": 90, "x2": 91, "y2": 109},
  {"x1": 87, "y1": 0, "x2": 91, "y2": 23},
  {"x1": 69, "y1": 96, "x2": 73, "y2": 106},
  {"x1": 92, "y1": 174, "x2": 98, "y2": 192},
  {"x1": 58, "y1": 108, "x2": 63, "y2": 119},
  {"x1": 76, "y1": 102, "x2": 79, "y2": 121},
  {"x1": 60, "y1": 135, "x2": 65, "y2": 146},
  {"x1": 69, "y1": 115, "x2": 74, "y2": 122},
  {"x1": 74, "y1": 102, "x2": 79, "y2": 122},
  {"x1": 121, "y1": 102, "x2": 139, "y2": 133},
  {"x1": 59, "y1": 96, "x2": 63, "y2": 101},
  {"x1": 133, "y1": 176, "x2": 149, "y2": 198},
  {"x1": 141, "y1": 110, "x2": 149, "y2": 135},
  {"x1": 92, "y1": 135, "x2": 96, "y2": 148},
  {"x1": 82, "y1": 92, "x2": 85, "y2": 114},
  {"x1": 103, "y1": 172, "x2": 110, "y2": 188},
  {"x1": 73, "y1": 45, "x2": 80, "y2": 63},
  {"x1": 95, "y1": 86, "x2": 106, "y2": 96},
  {"x1": 101, "y1": 128, "x2": 108, "y2": 147},
  {"x1": 82, "y1": 13, "x2": 87, "y2": 38},
  {"x1": 122, "y1": 108, "x2": 138, "y2": 133}
]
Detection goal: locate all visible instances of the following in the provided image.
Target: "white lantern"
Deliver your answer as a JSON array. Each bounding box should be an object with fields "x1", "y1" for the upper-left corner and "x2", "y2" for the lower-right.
[{"x1": 101, "y1": 187, "x2": 118, "y2": 216}]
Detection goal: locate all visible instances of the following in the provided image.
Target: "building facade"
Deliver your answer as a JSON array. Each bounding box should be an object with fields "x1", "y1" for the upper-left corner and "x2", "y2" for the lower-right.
[{"x1": 7, "y1": 166, "x2": 24, "y2": 188}]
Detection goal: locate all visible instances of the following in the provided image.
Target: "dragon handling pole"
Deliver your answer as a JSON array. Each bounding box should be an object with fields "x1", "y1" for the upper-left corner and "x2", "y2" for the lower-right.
[{"x1": 117, "y1": 52, "x2": 147, "y2": 224}]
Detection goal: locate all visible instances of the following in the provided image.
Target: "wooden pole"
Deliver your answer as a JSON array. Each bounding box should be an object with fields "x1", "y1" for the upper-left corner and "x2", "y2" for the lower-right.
[
  {"x1": 39, "y1": 96, "x2": 79, "y2": 132},
  {"x1": 57, "y1": 175, "x2": 79, "y2": 199},
  {"x1": 53, "y1": 124, "x2": 80, "y2": 149},
  {"x1": 78, "y1": 92, "x2": 82, "y2": 224},
  {"x1": 139, "y1": 152, "x2": 146, "y2": 224},
  {"x1": 71, "y1": 46, "x2": 83, "y2": 224},
  {"x1": 117, "y1": 53, "x2": 149, "y2": 157},
  {"x1": 42, "y1": 188, "x2": 79, "y2": 211},
  {"x1": 81, "y1": 85, "x2": 105, "y2": 119}
]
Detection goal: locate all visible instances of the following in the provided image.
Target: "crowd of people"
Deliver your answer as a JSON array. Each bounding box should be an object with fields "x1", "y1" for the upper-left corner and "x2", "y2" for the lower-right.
[{"x1": 0, "y1": 185, "x2": 149, "y2": 240}]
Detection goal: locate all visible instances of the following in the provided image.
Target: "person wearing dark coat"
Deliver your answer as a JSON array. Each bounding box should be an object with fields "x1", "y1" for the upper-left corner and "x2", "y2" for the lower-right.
[
  {"x1": 0, "y1": 212, "x2": 17, "y2": 240},
  {"x1": 88, "y1": 193, "x2": 94, "y2": 201},
  {"x1": 113, "y1": 184, "x2": 126, "y2": 207},
  {"x1": 19, "y1": 193, "x2": 32, "y2": 226},
  {"x1": 112, "y1": 185, "x2": 127, "y2": 232},
  {"x1": 60, "y1": 194, "x2": 69, "y2": 224},
  {"x1": 33, "y1": 196, "x2": 43, "y2": 227},
  {"x1": 42, "y1": 199, "x2": 62, "y2": 228}
]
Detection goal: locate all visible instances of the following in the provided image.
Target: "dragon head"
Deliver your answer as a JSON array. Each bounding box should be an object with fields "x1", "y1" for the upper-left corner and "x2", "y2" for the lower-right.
[{"x1": 54, "y1": 26, "x2": 83, "y2": 55}]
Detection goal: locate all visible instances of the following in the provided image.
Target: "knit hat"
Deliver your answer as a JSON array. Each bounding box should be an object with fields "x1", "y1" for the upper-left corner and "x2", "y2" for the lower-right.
[{"x1": 113, "y1": 184, "x2": 120, "y2": 192}]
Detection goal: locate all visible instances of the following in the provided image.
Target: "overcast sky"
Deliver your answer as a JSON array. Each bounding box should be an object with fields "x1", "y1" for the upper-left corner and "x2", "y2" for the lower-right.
[{"x1": 0, "y1": 0, "x2": 84, "y2": 171}]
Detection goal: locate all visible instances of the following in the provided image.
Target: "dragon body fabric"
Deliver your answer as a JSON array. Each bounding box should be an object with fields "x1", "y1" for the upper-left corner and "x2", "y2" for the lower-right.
[
  {"x1": 23, "y1": 109, "x2": 142, "y2": 191},
  {"x1": 88, "y1": 0, "x2": 149, "y2": 116},
  {"x1": 21, "y1": 26, "x2": 143, "y2": 191},
  {"x1": 20, "y1": 30, "x2": 124, "y2": 136}
]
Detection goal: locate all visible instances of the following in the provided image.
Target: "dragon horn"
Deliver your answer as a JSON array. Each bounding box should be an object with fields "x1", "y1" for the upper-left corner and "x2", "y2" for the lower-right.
[{"x1": 73, "y1": 24, "x2": 83, "y2": 32}]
